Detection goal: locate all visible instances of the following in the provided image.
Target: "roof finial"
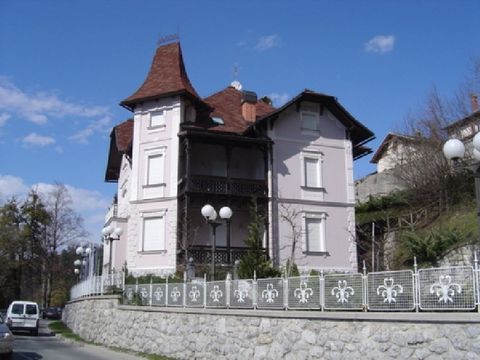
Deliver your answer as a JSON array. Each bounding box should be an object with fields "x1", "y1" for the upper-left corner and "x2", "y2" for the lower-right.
[{"x1": 157, "y1": 33, "x2": 179, "y2": 47}]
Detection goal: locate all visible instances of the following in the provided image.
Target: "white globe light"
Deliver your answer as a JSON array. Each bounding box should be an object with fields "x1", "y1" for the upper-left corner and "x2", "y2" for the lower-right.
[
  {"x1": 74, "y1": 269, "x2": 80, "y2": 275},
  {"x1": 113, "y1": 227, "x2": 123, "y2": 237},
  {"x1": 85, "y1": 247, "x2": 92, "y2": 255},
  {"x1": 474, "y1": 133, "x2": 480, "y2": 152},
  {"x1": 102, "y1": 225, "x2": 113, "y2": 236},
  {"x1": 82, "y1": 260, "x2": 87, "y2": 266},
  {"x1": 76, "y1": 246, "x2": 84, "y2": 255},
  {"x1": 201, "y1": 204, "x2": 215, "y2": 220},
  {"x1": 219, "y1": 206, "x2": 233, "y2": 220},
  {"x1": 474, "y1": 149, "x2": 480, "y2": 161},
  {"x1": 443, "y1": 139, "x2": 465, "y2": 160},
  {"x1": 74, "y1": 259, "x2": 81, "y2": 266}
]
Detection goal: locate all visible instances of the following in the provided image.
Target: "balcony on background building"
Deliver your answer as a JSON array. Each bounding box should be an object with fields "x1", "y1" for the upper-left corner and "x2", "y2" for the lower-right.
[
  {"x1": 180, "y1": 175, "x2": 268, "y2": 197},
  {"x1": 185, "y1": 245, "x2": 267, "y2": 266},
  {"x1": 104, "y1": 204, "x2": 118, "y2": 224}
]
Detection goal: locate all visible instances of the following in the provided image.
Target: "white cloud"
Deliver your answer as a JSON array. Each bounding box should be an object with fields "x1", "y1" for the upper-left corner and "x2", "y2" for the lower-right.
[
  {"x1": 256, "y1": 34, "x2": 281, "y2": 52},
  {"x1": 268, "y1": 92, "x2": 290, "y2": 107},
  {"x1": 0, "y1": 175, "x2": 29, "y2": 199},
  {"x1": 0, "y1": 113, "x2": 11, "y2": 127},
  {"x1": 22, "y1": 132, "x2": 56, "y2": 147},
  {"x1": 0, "y1": 77, "x2": 109, "y2": 125},
  {"x1": 68, "y1": 116, "x2": 112, "y2": 144},
  {"x1": 364, "y1": 35, "x2": 395, "y2": 54}
]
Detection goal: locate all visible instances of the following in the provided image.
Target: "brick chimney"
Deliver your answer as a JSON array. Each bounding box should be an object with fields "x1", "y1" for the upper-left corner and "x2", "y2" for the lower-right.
[
  {"x1": 471, "y1": 94, "x2": 478, "y2": 112},
  {"x1": 242, "y1": 90, "x2": 257, "y2": 122}
]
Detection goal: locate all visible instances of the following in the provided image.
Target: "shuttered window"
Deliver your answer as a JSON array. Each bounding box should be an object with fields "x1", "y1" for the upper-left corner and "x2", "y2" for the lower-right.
[
  {"x1": 306, "y1": 217, "x2": 326, "y2": 252},
  {"x1": 150, "y1": 110, "x2": 165, "y2": 128},
  {"x1": 301, "y1": 111, "x2": 319, "y2": 131},
  {"x1": 143, "y1": 217, "x2": 165, "y2": 251},
  {"x1": 304, "y1": 158, "x2": 320, "y2": 188},
  {"x1": 147, "y1": 154, "x2": 163, "y2": 185}
]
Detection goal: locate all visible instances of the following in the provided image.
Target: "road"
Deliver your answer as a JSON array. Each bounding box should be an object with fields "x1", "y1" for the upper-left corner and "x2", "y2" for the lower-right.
[{"x1": 11, "y1": 320, "x2": 144, "y2": 360}]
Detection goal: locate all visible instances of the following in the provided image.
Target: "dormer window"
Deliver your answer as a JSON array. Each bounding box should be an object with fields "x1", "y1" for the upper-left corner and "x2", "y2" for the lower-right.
[
  {"x1": 301, "y1": 111, "x2": 319, "y2": 131},
  {"x1": 150, "y1": 110, "x2": 165, "y2": 128},
  {"x1": 212, "y1": 117, "x2": 224, "y2": 125}
]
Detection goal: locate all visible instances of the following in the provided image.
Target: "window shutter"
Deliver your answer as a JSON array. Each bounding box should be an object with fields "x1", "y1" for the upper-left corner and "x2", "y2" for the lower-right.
[
  {"x1": 143, "y1": 217, "x2": 164, "y2": 251},
  {"x1": 148, "y1": 155, "x2": 163, "y2": 185},
  {"x1": 306, "y1": 218, "x2": 321, "y2": 252},
  {"x1": 150, "y1": 110, "x2": 165, "y2": 127},
  {"x1": 305, "y1": 158, "x2": 318, "y2": 187}
]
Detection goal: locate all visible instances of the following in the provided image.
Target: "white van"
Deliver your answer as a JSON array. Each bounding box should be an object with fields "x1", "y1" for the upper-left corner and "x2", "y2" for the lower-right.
[{"x1": 6, "y1": 301, "x2": 40, "y2": 336}]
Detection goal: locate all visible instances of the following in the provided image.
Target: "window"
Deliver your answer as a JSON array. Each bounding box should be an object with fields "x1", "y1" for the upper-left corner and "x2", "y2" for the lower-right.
[
  {"x1": 11, "y1": 304, "x2": 23, "y2": 315},
  {"x1": 150, "y1": 110, "x2": 165, "y2": 128},
  {"x1": 304, "y1": 158, "x2": 320, "y2": 188},
  {"x1": 26, "y1": 304, "x2": 37, "y2": 315},
  {"x1": 147, "y1": 154, "x2": 164, "y2": 185},
  {"x1": 142, "y1": 216, "x2": 165, "y2": 251},
  {"x1": 305, "y1": 215, "x2": 327, "y2": 253},
  {"x1": 301, "y1": 111, "x2": 319, "y2": 131}
]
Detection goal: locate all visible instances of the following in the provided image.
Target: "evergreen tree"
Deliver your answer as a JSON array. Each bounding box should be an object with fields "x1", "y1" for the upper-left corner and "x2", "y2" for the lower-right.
[{"x1": 238, "y1": 198, "x2": 280, "y2": 279}]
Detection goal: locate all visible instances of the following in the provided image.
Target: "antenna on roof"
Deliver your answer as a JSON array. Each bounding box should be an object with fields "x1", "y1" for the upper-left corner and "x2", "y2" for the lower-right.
[
  {"x1": 157, "y1": 33, "x2": 179, "y2": 47},
  {"x1": 230, "y1": 63, "x2": 242, "y2": 90}
]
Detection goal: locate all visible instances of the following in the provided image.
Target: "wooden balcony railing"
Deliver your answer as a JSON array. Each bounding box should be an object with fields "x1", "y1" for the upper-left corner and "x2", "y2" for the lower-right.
[
  {"x1": 184, "y1": 245, "x2": 267, "y2": 265},
  {"x1": 181, "y1": 175, "x2": 268, "y2": 197}
]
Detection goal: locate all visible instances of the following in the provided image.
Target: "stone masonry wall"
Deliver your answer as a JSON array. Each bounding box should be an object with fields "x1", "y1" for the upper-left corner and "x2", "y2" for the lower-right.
[{"x1": 64, "y1": 296, "x2": 480, "y2": 360}]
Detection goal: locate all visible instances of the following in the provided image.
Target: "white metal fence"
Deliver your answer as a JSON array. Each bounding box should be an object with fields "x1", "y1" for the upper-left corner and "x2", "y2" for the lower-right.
[
  {"x1": 70, "y1": 272, "x2": 125, "y2": 300},
  {"x1": 71, "y1": 257, "x2": 480, "y2": 312}
]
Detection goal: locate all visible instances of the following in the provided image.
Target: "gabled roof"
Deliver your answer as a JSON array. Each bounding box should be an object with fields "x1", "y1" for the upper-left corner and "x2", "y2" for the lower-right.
[
  {"x1": 370, "y1": 133, "x2": 416, "y2": 164},
  {"x1": 444, "y1": 109, "x2": 480, "y2": 131},
  {"x1": 121, "y1": 42, "x2": 209, "y2": 111},
  {"x1": 196, "y1": 86, "x2": 275, "y2": 134},
  {"x1": 105, "y1": 119, "x2": 133, "y2": 182},
  {"x1": 248, "y1": 89, "x2": 375, "y2": 159}
]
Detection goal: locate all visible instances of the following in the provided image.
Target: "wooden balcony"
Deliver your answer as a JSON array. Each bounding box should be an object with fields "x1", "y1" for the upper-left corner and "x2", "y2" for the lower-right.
[
  {"x1": 180, "y1": 175, "x2": 268, "y2": 197},
  {"x1": 185, "y1": 245, "x2": 268, "y2": 265}
]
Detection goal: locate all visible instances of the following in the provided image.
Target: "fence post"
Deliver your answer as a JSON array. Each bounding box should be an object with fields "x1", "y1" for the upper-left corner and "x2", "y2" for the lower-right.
[
  {"x1": 320, "y1": 270, "x2": 324, "y2": 311},
  {"x1": 413, "y1": 256, "x2": 419, "y2": 312},
  {"x1": 149, "y1": 277, "x2": 153, "y2": 307},
  {"x1": 122, "y1": 271, "x2": 126, "y2": 292},
  {"x1": 101, "y1": 273, "x2": 104, "y2": 296},
  {"x1": 253, "y1": 271, "x2": 257, "y2": 310},
  {"x1": 135, "y1": 278, "x2": 139, "y2": 306},
  {"x1": 203, "y1": 273, "x2": 207, "y2": 308},
  {"x1": 475, "y1": 252, "x2": 480, "y2": 313},
  {"x1": 226, "y1": 273, "x2": 231, "y2": 309},
  {"x1": 183, "y1": 272, "x2": 187, "y2": 308},
  {"x1": 284, "y1": 270, "x2": 289, "y2": 310},
  {"x1": 362, "y1": 260, "x2": 367, "y2": 312},
  {"x1": 166, "y1": 275, "x2": 169, "y2": 307}
]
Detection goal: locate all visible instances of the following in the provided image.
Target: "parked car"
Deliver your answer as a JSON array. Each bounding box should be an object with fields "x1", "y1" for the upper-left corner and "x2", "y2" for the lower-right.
[
  {"x1": 6, "y1": 301, "x2": 40, "y2": 336},
  {"x1": 42, "y1": 307, "x2": 61, "y2": 320},
  {"x1": 0, "y1": 313, "x2": 13, "y2": 359}
]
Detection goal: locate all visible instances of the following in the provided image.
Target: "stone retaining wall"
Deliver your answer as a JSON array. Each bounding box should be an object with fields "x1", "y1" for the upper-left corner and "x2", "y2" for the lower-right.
[{"x1": 64, "y1": 296, "x2": 480, "y2": 359}]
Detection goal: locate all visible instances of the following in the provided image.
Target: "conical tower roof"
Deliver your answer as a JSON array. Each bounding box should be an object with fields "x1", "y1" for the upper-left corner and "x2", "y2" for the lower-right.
[{"x1": 121, "y1": 42, "x2": 203, "y2": 110}]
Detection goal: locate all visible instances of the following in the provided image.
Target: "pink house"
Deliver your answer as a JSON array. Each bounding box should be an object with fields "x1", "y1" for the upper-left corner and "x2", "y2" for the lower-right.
[{"x1": 103, "y1": 42, "x2": 374, "y2": 277}]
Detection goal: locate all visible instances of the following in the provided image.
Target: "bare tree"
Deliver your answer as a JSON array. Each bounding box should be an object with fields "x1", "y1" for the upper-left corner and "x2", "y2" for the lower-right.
[{"x1": 279, "y1": 202, "x2": 303, "y2": 277}]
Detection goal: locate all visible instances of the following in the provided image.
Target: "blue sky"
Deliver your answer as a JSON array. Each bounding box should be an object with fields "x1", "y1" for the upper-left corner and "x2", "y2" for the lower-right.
[{"x1": 1, "y1": 0, "x2": 479, "y2": 244}]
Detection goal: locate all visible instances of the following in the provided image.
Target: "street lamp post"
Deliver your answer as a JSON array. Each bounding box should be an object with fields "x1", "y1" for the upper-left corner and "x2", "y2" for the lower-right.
[
  {"x1": 102, "y1": 225, "x2": 123, "y2": 275},
  {"x1": 443, "y1": 133, "x2": 480, "y2": 236},
  {"x1": 201, "y1": 204, "x2": 233, "y2": 281},
  {"x1": 74, "y1": 246, "x2": 91, "y2": 281}
]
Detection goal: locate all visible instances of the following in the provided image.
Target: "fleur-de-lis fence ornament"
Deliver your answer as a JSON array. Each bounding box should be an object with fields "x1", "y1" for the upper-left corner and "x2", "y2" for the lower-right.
[
  {"x1": 430, "y1": 275, "x2": 462, "y2": 304},
  {"x1": 126, "y1": 288, "x2": 134, "y2": 301},
  {"x1": 170, "y1": 286, "x2": 181, "y2": 303},
  {"x1": 140, "y1": 287, "x2": 149, "y2": 300},
  {"x1": 377, "y1": 278, "x2": 403, "y2": 304},
  {"x1": 294, "y1": 281, "x2": 314, "y2": 304},
  {"x1": 261, "y1": 283, "x2": 279, "y2": 303},
  {"x1": 210, "y1": 285, "x2": 223, "y2": 303},
  {"x1": 233, "y1": 288, "x2": 249, "y2": 303},
  {"x1": 189, "y1": 286, "x2": 201, "y2": 302},
  {"x1": 331, "y1": 280, "x2": 354, "y2": 304},
  {"x1": 153, "y1": 287, "x2": 164, "y2": 301}
]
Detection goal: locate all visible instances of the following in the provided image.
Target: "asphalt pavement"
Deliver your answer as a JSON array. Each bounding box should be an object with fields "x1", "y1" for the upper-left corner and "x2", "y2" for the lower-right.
[{"x1": 11, "y1": 320, "x2": 144, "y2": 360}]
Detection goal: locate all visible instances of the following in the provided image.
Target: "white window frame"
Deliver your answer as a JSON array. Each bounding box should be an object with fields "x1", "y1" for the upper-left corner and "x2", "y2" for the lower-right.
[
  {"x1": 140, "y1": 210, "x2": 167, "y2": 252},
  {"x1": 144, "y1": 147, "x2": 166, "y2": 187},
  {"x1": 302, "y1": 213, "x2": 327, "y2": 253},
  {"x1": 301, "y1": 110, "x2": 320, "y2": 132},
  {"x1": 149, "y1": 110, "x2": 165, "y2": 129},
  {"x1": 301, "y1": 152, "x2": 323, "y2": 189}
]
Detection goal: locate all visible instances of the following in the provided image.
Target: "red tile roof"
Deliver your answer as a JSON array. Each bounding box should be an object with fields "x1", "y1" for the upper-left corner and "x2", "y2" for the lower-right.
[
  {"x1": 114, "y1": 119, "x2": 133, "y2": 152},
  {"x1": 121, "y1": 42, "x2": 202, "y2": 109},
  {"x1": 105, "y1": 119, "x2": 133, "y2": 182},
  {"x1": 202, "y1": 86, "x2": 275, "y2": 134}
]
